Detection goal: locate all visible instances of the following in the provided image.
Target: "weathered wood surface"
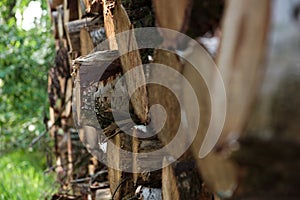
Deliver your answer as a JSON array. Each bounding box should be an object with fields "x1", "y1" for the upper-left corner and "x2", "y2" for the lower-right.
[
  {"x1": 162, "y1": 157, "x2": 213, "y2": 200},
  {"x1": 152, "y1": 0, "x2": 192, "y2": 47},
  {"x1": 65, "y1": 18, "x2": 102, "y2": 54},
  {"x1": 107, "y1": 133, "x2": 134, "y2": 200},
  {"x1": 103, "y1": 0, "x2": 149, "y2": 124},
  {"x1": 148, "y1": 49, "x2": 183, "y2": 150},
  {"x1": 66, "y1": 18, "x2": 102, "y2": 34},
  {"x1": 132, "y1": 128, "x2": 163, "y2": 188},
  {"x1": 80, "y1": 28, "x2": 95, "y2": 56}
]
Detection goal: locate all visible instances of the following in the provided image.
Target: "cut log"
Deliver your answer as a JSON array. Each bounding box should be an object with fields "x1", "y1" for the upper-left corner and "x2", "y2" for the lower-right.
[
  {"x1": 72, "y1": 50, "x2": 122, "y2": 129},
  {"x1": 148, "y1": 49, "x2": 183, "y2": 150},
  {"x1": 95, "y1": 188, "x2": 112, "y2": 200},
  {"x1": 49, "y1": 0, "x2": 64, "y2": 10},
  {"x1": 132, "y1": 127, "x2": 163, "y2": 188},
  {"x1": 102, "y1": 0, "x2": 149, "y2": 124},
  {"x1": 80, "y1": 28, "x2": 95, "y2": 56},
  {"x1": 162, "y1": 157, "x2": 213, "y2": 200},
  {"x1": 182, "y1": 41, "x2": 237, "y2": 198},
  {"x1": 107, "y1": 132, "x2": 134, "y2": 200},
  {"x1": 65, "y1": 18, "x2": 102, "y2": 54},
  {"x1": 182, "y1": 0, "x2": 271, "y2": 198},
  {"x1": 73, "y1": 50, "x2": 136, "y2": 199},
  {"x1": 214, "y1": 0, "x2": 271, "y2": 148},
  {"x1": 152, "y1": 0, "x2": 193, "y2": 47}
]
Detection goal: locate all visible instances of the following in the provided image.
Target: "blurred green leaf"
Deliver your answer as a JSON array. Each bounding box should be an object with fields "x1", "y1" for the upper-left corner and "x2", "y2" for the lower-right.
[{"x1": 0, "y1": 0, "x2": 55, "y2": 152}]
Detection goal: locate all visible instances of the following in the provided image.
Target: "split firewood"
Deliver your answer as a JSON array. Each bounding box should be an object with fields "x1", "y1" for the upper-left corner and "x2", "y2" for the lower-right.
[{"x1": 183, "y1": 0, "x2": 271, "y2": 198}]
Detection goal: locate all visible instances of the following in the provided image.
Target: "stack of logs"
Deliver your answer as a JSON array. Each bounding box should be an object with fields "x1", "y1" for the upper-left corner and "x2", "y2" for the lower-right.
[{"x1": 47, "y1": 0, "x2": 271, "y2": 199}]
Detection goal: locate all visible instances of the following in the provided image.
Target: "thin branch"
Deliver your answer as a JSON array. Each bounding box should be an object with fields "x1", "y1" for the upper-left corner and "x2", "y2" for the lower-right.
[{"x1": 111, "y1": 177, "x2": 130, "y2": 200}]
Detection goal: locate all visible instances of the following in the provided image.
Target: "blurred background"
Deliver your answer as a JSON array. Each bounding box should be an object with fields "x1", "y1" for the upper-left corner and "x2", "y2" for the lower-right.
[
  {"x1": 0, "y1": 0, "x2": 300, "y2": 199},
  {"x1": 0, "y1": 0, "x2": 56, "y2": 198}
]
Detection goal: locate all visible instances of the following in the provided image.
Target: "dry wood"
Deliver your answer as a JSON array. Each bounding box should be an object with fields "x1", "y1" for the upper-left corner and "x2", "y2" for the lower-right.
[
  {"x1": 152, "y1": 0, "x2": 193, "y2": 47},
  {"x1": 65, "y1": 0, "x2": 79, "y2": 21},
  {"x1": 49, "y1": 0, "x2": 64, "y2": 10},
  {"x1": 107, "y1": 133, "x2": 134, "y2": 200},
  {"x1": 148, "y1": 49, "x2": 184, "y2": 153},
  {"x1": 62, "y1": 78, "x2": 73, "y2": 118},
  {"x1": 102, "y1": 0, "x2": 149, "y2": 124},
  {"x1": 80, "y1": 28, "x2": 95, "y2": 55},
  {"x1": 66, "y1": 18, "x2": 101, "y2": 34},
  {"x1": 102, "y1": 0, "x2": 118, "y2": 50},
  {"x1": 95, "y1": 188, "x2": 112, "y2": 200},
  {"x1": 73, "y1": 50, "x2": 135, "y2": 199},
  {"x1": 57, "y1": 5, "x2": 64, "y2": 40},
  {"x1": 132, "y1": 128, "x2": 162, "y2": 188},
  {"x1": 85, "y1": 0, "x2": 102, "y2": 14},
  {"x1": 182, "y1": 0, "x2": 270, "y2": 198},
  {"x1": 65, "y1": 18, "x2": 102, "y2": 54},
  {"x1": 162, "y1": 157, "x2": 213, "y2": 200},
  {"x1": 182, "y1": 41, "x2": 237, "y2": 198},
  {"x1": 215, "y1": 0, "x2": 271, "y2": 147}
]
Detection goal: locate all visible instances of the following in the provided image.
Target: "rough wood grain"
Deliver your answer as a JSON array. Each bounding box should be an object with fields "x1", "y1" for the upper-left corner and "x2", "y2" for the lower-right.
[
  {"x1": 162, "y1": 157, "x2": 213, "y2": 200},
  {"x1": 132, "y1": 128, "x2": 162, "y2": 188},
  {"x1": 115, "y1": 0, "x2": 148, "y2": 124},
  {"x1": 80, "y1": 28, "x2": 95, "y2": 56},
  {"x1": 65, "y1": 18, "x2": 102, "y2": 54},
  {"x1": 152, "y1": 0, "x2": 193, "y2": 47},
  {"x1": 102, "y1": 0, "x2": 118, "y2": 50},
  {"x1": 148, "y1": 49, "x2": 183, "y2": 149},
  {"x1": 102, "y1": 0, "x2": 148, "y2": 123},
  {"x1": 107, "y1": 133, "x2": 134, "y2": 200}
]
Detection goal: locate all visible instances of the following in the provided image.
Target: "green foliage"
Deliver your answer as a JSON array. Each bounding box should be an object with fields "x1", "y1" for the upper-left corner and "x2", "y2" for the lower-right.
[
  {"x1": 0, "y1": 150, "x2": 56, "y2": 200},
  {"x1": 0, "y1": 0, "x2": 55, "y2": 151}
]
